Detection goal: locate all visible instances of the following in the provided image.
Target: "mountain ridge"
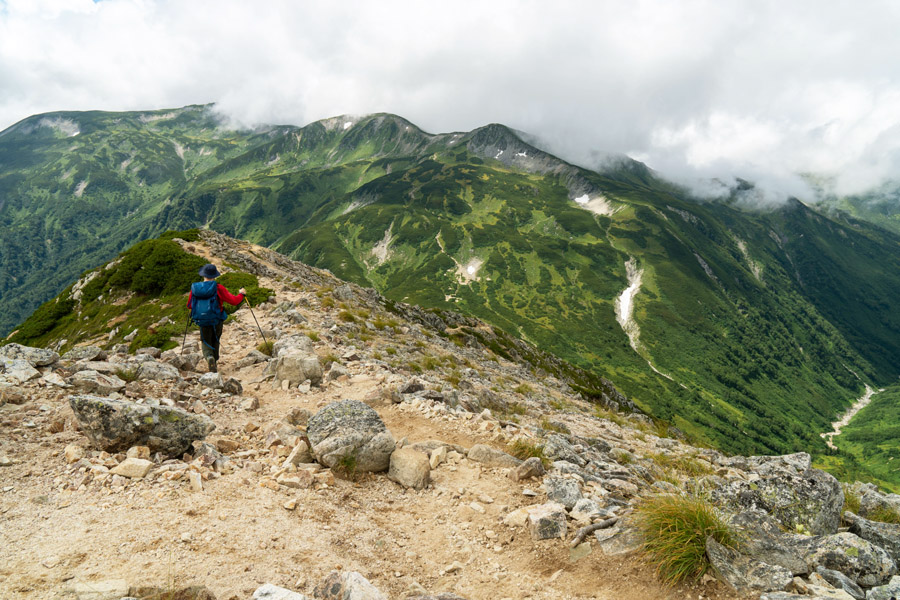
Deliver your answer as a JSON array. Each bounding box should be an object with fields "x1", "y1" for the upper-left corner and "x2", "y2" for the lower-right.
[{"x1": 3, "y1": 106, "x2": 900, "y2": 479}]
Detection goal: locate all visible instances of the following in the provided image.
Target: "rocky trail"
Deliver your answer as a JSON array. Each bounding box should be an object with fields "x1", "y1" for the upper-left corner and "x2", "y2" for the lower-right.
[{"x1": 2, "y1": 232, "x2": 900, "y2": 600}]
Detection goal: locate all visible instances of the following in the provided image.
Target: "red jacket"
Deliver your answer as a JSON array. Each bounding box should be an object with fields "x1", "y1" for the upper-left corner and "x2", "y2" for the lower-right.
[{"x1": 186, "y1": 283, "x2": 245, "y2": 309}]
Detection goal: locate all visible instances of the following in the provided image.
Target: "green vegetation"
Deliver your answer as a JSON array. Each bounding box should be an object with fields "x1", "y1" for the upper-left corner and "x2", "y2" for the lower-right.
[
  {"x1": 508, "y1": 439, "x2": 547, "y2": 465},
  {"x1": 5, "y1": 229, "x2": 271, "y2": 354},
  {"x1": 636, "y1": 493, "x2": 737, "y2": 584},
  {"x1": 3, "y1": 106, "x2": 900, "y2": 487}
]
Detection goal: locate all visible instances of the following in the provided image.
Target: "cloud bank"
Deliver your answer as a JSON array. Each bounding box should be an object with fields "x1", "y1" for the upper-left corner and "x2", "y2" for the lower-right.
[{"x1": 2, "y1": 0, "x2": 900, "y2": 200}]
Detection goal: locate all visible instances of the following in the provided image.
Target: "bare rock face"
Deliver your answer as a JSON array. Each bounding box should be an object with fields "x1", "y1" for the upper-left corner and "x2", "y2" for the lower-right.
[
  {"x1": 306, "y1": 399, "x2": 395, "y2": 473},
  {"x1": 68, "y1": 394, "x2": 215, "y2": 456},
  {"x1": 798, "y1": 532, "x2": 897, "y2": 588},
  {"x1": 844, "y1": 511, "x2": 900, "y2": 565}
]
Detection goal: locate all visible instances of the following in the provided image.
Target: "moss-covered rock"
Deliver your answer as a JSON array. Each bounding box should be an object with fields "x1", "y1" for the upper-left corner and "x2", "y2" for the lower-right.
[{"x1": 68, "y1": 394, "x2": 215, "y2": 456}]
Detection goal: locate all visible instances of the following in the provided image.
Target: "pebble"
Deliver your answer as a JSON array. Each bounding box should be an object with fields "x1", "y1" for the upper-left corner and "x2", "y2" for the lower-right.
[
  {"x1": 189, "y1": 471, "x2": 203, "y2": 492},
  {"x1": 469, "y1": 502, "x2": 485, "y2": 514},
  {"x1": 522, "y1": 488, "x2": 538, "y2": 497}
]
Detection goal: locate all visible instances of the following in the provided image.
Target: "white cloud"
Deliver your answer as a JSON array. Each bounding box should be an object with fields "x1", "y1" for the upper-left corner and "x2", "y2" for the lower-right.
[{"x1": 1, "y1": 0, "x2": 900, "y2": 199}]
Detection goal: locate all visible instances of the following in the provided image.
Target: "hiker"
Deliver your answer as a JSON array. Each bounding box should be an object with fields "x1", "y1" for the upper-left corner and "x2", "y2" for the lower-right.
[{"x1": 187, "y1": 263, "x2": 246, "y2": 373}]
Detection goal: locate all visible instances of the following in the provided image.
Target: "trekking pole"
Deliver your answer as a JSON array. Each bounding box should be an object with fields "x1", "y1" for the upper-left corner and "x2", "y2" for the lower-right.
[
  {"x1": 243, "y1": 296, "x2": 270, "y2": 351},
  {"x1": 180, "y1": 313, "x2": 192, "y2": 356}
]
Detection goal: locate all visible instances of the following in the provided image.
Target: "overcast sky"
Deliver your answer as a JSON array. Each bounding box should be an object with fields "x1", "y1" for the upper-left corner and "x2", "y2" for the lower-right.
[{"x1": 2, "y1": 0, "x2": 899, "y2": 200}]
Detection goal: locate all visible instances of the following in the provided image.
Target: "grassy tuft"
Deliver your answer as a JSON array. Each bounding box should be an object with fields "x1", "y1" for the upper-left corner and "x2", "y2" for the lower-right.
[
  {"x1": 868, "y1": 505, "x2": 900, "y2": 524},
  {"x1": 114, "y1": 367, "x2": 140, "y2": 383},
  {"x1": 508, "y1": 439, "x2": 547, "y2": 466},
  {"x1": 333, "y1": 452, "x2": 358, "y2": 480},
  {"x1": 636, "y1": 493, "x2": 737, "y2": 585},
  {"x1": 256, "y1": 341, "x2": 274, "y2": 356}
]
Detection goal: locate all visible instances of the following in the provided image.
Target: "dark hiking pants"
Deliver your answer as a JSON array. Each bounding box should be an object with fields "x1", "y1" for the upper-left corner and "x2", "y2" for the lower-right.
[{"x1": 199, "y1": 323, "x2": 224, "y2": 361}]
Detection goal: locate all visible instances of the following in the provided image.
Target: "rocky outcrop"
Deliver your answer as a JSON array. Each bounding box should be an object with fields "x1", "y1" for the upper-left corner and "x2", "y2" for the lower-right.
[
  {"x1": 711, "y1": 454, "x2": 843, "y2": 536},
  {"x1": 306, "y1": 399, "x2": 395, "y2": 472},
  {"x1": 798, "y1": 532, "x2": 896, "y2": 587},
  {"x1": 705, "y1": 536, "x2": 793, "y2": 593},
  {"x1": 70, "y1": 370, "x2": 126, "y2": 395},
  {"x1": 69, "y1": 394, "x2": 215, "y2": 455},
  {"x1": 843, "y1": 511, "x2": 900, "y2": 564}
]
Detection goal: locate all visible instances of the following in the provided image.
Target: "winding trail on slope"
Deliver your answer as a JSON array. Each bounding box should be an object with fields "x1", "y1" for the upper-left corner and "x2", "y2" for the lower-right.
[{"x1": 821, "y1": 384, "x2": 881, "y2": 450}]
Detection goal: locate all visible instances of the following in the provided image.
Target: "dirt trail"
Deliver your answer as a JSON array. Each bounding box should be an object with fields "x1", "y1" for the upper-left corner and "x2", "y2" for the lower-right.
[{"x1": 0, "y1": 252, "x2": 745, "y2": 600}]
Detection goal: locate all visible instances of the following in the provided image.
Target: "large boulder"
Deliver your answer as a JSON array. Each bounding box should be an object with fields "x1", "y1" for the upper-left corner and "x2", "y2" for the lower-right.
[
  {"x1": 70, "y1": 370, "x2": 126, "y2": 395},
  {"x1": 273, "y1": 334, "x2": 315, "y2": 357},
  {"x1": 137, "y1": 360, "x2": 181, "y2": 382},
  {"x1": 711, "y1": 457, "x2": 843, "y2": 536},
  {"x1": 798, "y1": 532, "x2": 896, "y2": 588},
  {"x1": 868, "y1": 575, "x2": 900, "y2": 600},
  {"x1": 69, "y1": 395, "x2": 215, "y2": 456},
  {"x1": 706, "y1": 537, "x2": 793, "y2": 593},
  {"x1": 306, "y1": 400, "x2": 395, "y2": 473},
  {"x1": 272, "y1": 354, "x2": 323, "y2": 387},
  {"x1": 729, "y1": 509, "x2": 810, "y2": 574},
  {"x1": 0, "y1": 343, "x2": 59, "y2": 366},
  {"x1": 843, "y1": 511, "x2": 900, "y2": 564},
  {"x1": 388, "y1": 447, "x2": 431, "y2": 490},
  {"x1": 0, "y1": 357, "x2": 41, "y2": 384}
]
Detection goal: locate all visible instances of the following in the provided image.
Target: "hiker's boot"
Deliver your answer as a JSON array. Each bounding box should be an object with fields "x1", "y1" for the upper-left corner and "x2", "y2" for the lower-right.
[{"x1": 207, "y1": 357, "x2": 217, "y2": 373}]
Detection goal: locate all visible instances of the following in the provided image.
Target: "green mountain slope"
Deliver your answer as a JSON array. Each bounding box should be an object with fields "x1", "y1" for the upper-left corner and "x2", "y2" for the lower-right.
[{"x1": 3, "y1": 106, "x2": 900, "y2": 474}]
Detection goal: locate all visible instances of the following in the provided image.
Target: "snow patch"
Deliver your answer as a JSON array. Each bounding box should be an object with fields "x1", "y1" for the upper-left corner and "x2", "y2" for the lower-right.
[
  {"x1": 615, "y1": 258, "x2": 643, "y2": 353},
  {"x1": 456, "y1": 258, "x2": 485, "y2": 283},
  {"x1": 494, "y1": 150, "x2": 504, "y2": 160},
  {"x1": 573, "y1": 193, "x2": 616, "y2": 216},
  {"x1": 343, "y1": 121, "x2": 353, "y2": 130},
  {"x1": 370, "y1": 224, "x2": 394, "y2": 266},
  {"x1": 173, "y1": 142, "x2": 185, "y2": 160},
  {"x1": 734, "y1": 237, "x2": 764, "y2": 283},
  {"x1": 515, "y1": 151, "x2": 528, "y2": 158},
  {"x1": 39, "y1": 117, "x2": 80, "y2": 137},
  {"x1": 74, "y1": 180, "x2": 88, "y2": 198}
]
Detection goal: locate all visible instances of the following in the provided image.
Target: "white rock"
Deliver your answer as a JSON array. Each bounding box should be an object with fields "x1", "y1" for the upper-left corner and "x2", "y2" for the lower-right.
[{"x1": 110, "y1": 458, "x2": 154, "y2": 479}]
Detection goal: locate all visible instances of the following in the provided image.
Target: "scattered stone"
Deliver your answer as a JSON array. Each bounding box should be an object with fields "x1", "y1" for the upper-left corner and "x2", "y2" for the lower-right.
[
  {"x1": 65, "y1": 579, "x2": 128, "y2": 600},
  {"x1": 189, "y1": 471, "x2": 203, "y2": 492},
  {"x1": 526, "y1": 502, "x2": 567, "y2": 540},
  {"x1": 467, "y1": 444, "x2": 522, "y2": 468},
  {"x1": 272, "y1": 353, "x2": 323, "y2": 387},
  {"x1": 282, "y1": 441, "x2": 314, "y2": 467},
  {"x1": 223, "y1": 377, "x2": 243, "y2": 395},
  {"x1": 306, "y1": 399, "x2": 395, "y2": 473},
  {"x1": 216, "y1": 439, "x2": 240, "y2": 454},
  {"x1": 110, "y1": 458, "x2": 154, "y2": 479},
  {"x1": 135, "y1": 347, "x2": 162, "y2": 358},
  {"x1": 706, "y1": 536, "x2": 793, "y2": 593},
  {"x1": 815, "y1": 566, "x2": 865, "y2": 600},
  {"x1": 42, "y1": 372, "x2": 70, "y2": 388},
  {"x1": 277, "y1": 471, "x2": 314, "y2": 489},
  {"x1": 388, "y1": 447, "x2": 431, "y2": 490},
  {"x1": 0, "y1": 385, "x2": 28, "y2": 404},
  {"x1": 69, "y1": 395, "x2": 215, "y2": 455},
  {"x1": 429, "y1": 446, "x2": 447, "y2": 469},
  {"x1": 241, "y1": 397, "x2": 260, "y2": 411},
  {"x1": 126, "y1": 446, "x2": 151, "y2": 460},
  {"x1": 313, "y1": 570, "x2": 386, "y2": 600},
  {"x1": 327, "y1": 362, "x2": 349, "y2": 381},
  {"x1": 511, "y1": 456, "x2": 545, "y2": 481},
  {"x1": 64, "y1": 444, "x2": 85, "y2": 464},
  {"x1": 569, "y1": 542, "x2": 592, "y2": 563},
  {"x1": 544, "y1": 475, "x2": 582, "y2": 510},
  {"x1": 199, "y1": 373, "x2": 224, "y2": 389}
]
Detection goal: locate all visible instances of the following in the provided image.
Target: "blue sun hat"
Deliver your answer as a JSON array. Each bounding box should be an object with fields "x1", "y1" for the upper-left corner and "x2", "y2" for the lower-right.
[{"x1": 198, "y1": 263, "x2": 221, "y2": 279}]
